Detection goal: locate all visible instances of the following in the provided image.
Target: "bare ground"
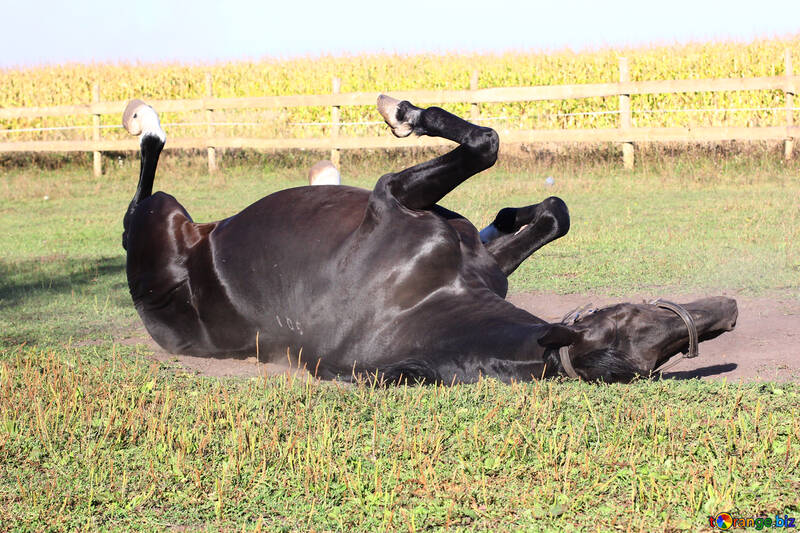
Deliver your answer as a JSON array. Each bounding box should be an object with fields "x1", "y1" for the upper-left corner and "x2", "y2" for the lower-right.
[
  {"x1": 119, "y1": 291, "x2": 800, "y2": 382},
  {"x1": 508, "y1": 291, "x2": 800, "y2": 382}
]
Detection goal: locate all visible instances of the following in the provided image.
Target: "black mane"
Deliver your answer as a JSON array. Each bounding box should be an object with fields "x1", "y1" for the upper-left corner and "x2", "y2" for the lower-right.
[{"x1": 545, "y1": 347, "x2": 642, "y2": 383}]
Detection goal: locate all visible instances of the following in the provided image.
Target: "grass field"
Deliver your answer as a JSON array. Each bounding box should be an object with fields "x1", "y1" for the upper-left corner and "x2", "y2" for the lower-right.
[{"x1": 1, "y1": 150, "x2": 799, "y2": 531}]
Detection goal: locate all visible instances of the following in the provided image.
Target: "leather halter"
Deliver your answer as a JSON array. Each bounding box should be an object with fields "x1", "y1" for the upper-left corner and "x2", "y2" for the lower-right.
[
  {"x1": 557, "y1": 298, "x2": 699, "y2": 379},
  {"x1": 558, "y1": 304, "x2": 593, "y2": 379},
  {"x1": 649, "y1": 298, "x2": 699, "y2": 373},
  {"x1": 558, "y1": 345, "x2": 580, "y2": 379}
]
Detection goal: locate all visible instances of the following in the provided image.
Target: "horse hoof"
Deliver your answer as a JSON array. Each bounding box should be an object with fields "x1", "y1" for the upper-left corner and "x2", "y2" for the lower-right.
[
  {"x1": 308, "y1": 160, "x2": 341, "y2": 186},
  {"x1": 122, "y1": 99, "x2": 166, "y2": 143},
  {"x1": 122, "y1": 99, "x2": 148, "y2": 136},
  {"x1": 377, "y1": 94, "x2": 413, "y2": 138}
]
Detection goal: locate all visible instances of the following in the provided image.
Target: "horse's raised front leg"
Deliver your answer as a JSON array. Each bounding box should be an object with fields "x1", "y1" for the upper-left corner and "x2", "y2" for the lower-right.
[
  {"x1": 373, "y1": 95, "x2": 499, "y2": 210},
  {"x1": 483, "y1": 197, "x2": 571, "y2": 276}
]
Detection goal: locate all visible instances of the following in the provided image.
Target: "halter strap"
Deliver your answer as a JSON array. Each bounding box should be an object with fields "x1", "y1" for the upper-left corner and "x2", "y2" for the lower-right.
[
  {"x1": 649, "y1": 298, "x2": 699, "y2": 374},
  {"x1": 558, "y1": 345, "x2": 580, "y2": 379},
  {"x1": 558, "y1": 305, "x2": 590, "y2": 379}
]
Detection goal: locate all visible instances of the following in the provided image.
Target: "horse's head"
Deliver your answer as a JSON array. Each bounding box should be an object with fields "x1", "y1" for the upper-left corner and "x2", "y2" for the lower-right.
[{"x1": 538, "y1": 297, "x2": 738, "y2": 381}]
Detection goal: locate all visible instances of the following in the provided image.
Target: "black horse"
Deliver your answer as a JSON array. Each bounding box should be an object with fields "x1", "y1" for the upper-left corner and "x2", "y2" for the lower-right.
[{"x1": 121, "y1": 95, "x2": 737, "y2": 383}]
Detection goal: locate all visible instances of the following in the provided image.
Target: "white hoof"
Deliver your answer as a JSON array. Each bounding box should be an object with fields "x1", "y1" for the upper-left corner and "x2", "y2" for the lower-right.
[
  {"x1": 377, "y1": 94, "x2": 413, "y2": 138},
  {"x1": 122, "y1": 99, "x2": 166, "y2": 143},
  {"x1": 308, "y1": 160, "x2": 341, "y2": 185},
  {"x1": 122, "y1": 99, "x2": 148, "y2": 136}
]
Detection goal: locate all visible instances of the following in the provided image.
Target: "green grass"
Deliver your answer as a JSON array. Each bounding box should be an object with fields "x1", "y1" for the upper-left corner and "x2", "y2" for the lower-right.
[
  {"x1": 2, "y1": 346, "x2": 798, "y2": 531},
  {"x1": 1, "y1": 149, "x2": 799, "y2": 531}
]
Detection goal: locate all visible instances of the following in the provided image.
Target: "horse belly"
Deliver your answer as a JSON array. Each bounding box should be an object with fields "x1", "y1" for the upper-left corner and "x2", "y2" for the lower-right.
[{"x1": 203, "y1": 198, "x2": 363, "y2": 360}]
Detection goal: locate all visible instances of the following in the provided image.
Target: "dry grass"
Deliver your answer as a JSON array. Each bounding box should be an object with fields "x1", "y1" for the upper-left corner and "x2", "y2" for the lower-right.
[{"x1": 2, "y1": 345, "x2": 798, "y2": 531}]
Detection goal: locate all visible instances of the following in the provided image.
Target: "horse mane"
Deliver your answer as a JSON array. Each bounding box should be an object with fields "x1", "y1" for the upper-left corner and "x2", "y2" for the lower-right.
[
  {"x1": 326, "y1": 349, "x2": 642, "y2": 386},
  {"x1": 315, "y1": 358, "x2": 443, "y2": 386},
  {"x1": 318, "y1": 347, "x2": 641, "y2": 385},
  {"x1": 545, "y1": 347, "x2": 642, "y2": 383}
]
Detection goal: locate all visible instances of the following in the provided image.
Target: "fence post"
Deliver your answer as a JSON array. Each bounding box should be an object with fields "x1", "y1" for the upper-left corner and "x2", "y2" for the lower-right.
[
  {"x1": 331, "y1": 77, "x2": 341, "y2": 168},
  {"x1": 619, "y1": 57, "x2": 634, "y2": 170},
  {"x1": 786, "y1": 49, "x2": 794, "y2": 161},
  {"x1": 92, "y1": 83, "x2": 102, "y2": 177},
  {"x1": 470, "y1": 69, "x2": 480, "y2": 123},
  {"x1": 205, "y1": 73, "x2": 217, "y2": 174}
]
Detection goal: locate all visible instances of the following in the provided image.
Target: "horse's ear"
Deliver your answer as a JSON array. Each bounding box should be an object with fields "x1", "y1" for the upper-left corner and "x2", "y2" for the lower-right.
[{"x1": 538, "y1": 324, "x2": 581, "y2": 348}]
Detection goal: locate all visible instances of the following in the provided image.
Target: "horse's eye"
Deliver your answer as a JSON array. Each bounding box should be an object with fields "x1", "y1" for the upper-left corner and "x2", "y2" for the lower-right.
[{"x1": 133, "y1": 113, "x2": 137, "y2": 118}]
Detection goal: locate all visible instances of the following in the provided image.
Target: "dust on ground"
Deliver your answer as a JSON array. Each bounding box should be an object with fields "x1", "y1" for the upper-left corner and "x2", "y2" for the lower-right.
[{"x1": 117, "y1": 291, "x2": 799, "y2": 382}]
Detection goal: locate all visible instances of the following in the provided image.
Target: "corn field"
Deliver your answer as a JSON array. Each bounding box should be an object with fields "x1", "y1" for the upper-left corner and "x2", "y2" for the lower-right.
[{"x1": 1, "y1": 35, "x2": 798, "y2": 142}]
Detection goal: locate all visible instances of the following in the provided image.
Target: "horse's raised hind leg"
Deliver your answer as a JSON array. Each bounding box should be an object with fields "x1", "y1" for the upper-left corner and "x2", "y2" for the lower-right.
[
  {"x1": 374, "y1": 95, "x2": 499, "y2": 210},
  {"x1": 484, "y1": 197, "x2": 570, "y2": 276}
]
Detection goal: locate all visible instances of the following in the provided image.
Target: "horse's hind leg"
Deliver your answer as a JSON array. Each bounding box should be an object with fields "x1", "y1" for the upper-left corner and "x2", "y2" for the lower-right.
[
  {"x1": 484, "y1": 197, "x2": 570, "y2": 276},
  {"x1": 374, "y1": 96, "x2": 499, "y2": 210}
]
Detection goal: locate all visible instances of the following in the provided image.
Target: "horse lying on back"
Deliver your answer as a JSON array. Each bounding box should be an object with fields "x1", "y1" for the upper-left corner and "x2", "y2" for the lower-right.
[{"x1": 121, "y1": 95, "x2": 737, "y2": 383}]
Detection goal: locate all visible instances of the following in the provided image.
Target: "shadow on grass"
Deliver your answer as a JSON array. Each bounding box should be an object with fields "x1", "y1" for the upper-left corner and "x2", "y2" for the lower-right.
[
  {"x1": 0, "y1": 255, "x2": 131, "y2": 347},
  {"x1": 0, "y1": 255, "x2": 126, "y2": 307}
]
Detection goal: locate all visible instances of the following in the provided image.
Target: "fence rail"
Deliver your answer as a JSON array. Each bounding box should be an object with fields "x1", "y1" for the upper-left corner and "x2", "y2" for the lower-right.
[{"x1": 1, "y1": 52, "x2": 798, "y2": 174}]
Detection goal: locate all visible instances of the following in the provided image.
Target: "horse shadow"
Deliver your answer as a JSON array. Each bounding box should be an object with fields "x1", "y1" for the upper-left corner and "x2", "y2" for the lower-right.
[{"x1": 0, "y1": 255, "x2": 129, "y2": 347}]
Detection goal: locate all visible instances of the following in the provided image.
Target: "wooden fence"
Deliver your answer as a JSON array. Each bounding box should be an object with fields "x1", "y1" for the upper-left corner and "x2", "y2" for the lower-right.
[{"x1": 1, "y1": 53, "x2": 798, "y2": 175}]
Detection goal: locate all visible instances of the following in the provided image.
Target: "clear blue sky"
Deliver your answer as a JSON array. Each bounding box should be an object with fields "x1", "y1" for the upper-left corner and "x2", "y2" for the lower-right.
[{"x1": 2, "y1": 0, "x2": 799, "y2": 68}]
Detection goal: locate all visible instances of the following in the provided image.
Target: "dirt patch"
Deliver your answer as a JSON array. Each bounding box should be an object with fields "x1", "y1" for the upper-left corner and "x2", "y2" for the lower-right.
[
  {"x1": 508, "y1": 291, "x2": 800, "y2": 382},
  {"x1": 116, "y1": 332, "x2": 311, "y2": 380},
  {"x1": 116, "y1": 291, "x2": 799, "y2": 382}
]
